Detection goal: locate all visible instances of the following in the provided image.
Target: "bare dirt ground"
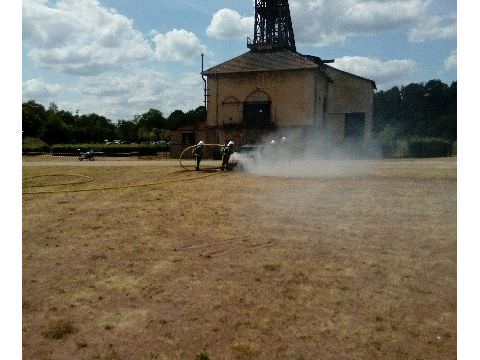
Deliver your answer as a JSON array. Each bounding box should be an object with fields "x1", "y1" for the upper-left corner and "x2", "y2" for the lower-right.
[{"x1": 22, "y1": 157, "x2": 456, "y2": 360}]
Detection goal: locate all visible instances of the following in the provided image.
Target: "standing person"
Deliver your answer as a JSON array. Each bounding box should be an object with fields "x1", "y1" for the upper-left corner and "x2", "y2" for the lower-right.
[
  {"x1": 192, "y1": 141, "x2": 205, "y2": 170},
  {"x1": 221, "y1": 141, "x2": 235, "y2": 171}
]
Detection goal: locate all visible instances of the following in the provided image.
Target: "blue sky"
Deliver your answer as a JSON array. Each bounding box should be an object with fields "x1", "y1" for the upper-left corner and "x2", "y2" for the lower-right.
[{"x1": 22, "y1": 0, "x2": 457, "y2": 121}]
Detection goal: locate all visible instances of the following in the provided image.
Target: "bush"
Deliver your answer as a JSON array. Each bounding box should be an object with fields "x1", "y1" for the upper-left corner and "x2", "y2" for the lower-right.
[
  {"x1": 22, "y1": 143, "x2": 170, "y2": 156},
  {"x1": 22, "y1": 137, "x2": 48, "y2": 152},
  {"x1": 138, "y1": 146, "x2": 160, "y2": 156},
  {"x1": 377, "y1": 126, "x2": 397, "y2": 158},
  {"x1": 407, "y1": 138, "x2": 453, "y2": 158}
]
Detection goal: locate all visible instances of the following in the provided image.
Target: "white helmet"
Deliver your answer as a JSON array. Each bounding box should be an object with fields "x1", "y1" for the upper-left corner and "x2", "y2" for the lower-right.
[
  {"x1": 281, "y1": 137, "x2": 287, "y2": 142},
  {"x1": 271, "y1": 140, "x2": 276, "y2": 145},
  {"x1": 228, "y1": 141, "x2": 234, "y2": 146},
  {"x1": 198, "y1": 141, "x2": 205, "y2": 146}
]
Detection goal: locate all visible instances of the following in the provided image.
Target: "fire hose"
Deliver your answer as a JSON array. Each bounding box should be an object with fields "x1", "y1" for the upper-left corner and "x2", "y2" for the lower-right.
[{"x1": 22, "y1": 171, "x2": 220, "y2": 195}]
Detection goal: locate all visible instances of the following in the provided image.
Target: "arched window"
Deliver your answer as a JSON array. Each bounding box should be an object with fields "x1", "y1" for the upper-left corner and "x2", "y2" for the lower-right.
[
  {"x1": 245, "y1": 90, "x2": 271, "y2": 103},
  {"x1": 244, "y1": 90, "x2": 271, "y2": 127}
]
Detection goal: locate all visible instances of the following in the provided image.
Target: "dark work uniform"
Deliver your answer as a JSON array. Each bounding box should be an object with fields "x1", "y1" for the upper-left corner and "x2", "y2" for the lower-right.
[
  {"x1": 192, "y1": 145, "x2": 204, "y2": 170},
  {"x1": 221, "y1": 145, "x2": 234, "y2": 171}
]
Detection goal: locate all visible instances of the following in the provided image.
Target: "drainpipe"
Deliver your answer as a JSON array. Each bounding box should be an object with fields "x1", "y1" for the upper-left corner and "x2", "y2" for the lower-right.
[
  {"x1": 215, "y1": 74, "x2": 220, "y2": 143},
  {"x1": 201, "y1": 54, "x2": 207, "y2": 111}
]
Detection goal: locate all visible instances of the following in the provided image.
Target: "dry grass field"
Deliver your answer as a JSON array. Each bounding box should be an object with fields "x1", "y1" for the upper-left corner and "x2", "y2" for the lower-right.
[{"x1": 22, "y1": 156, "x2": 456, "y2": 360}]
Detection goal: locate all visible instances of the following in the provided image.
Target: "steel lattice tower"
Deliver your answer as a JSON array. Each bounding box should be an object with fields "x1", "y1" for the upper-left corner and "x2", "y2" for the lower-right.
[{"x1": 248, "y1": 0, "x2": 296, "y2": 52}]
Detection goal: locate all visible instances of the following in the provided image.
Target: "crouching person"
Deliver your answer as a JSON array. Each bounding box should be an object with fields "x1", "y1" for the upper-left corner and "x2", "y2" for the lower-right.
[{"x1": 221, "y1": 141, "x2": 235, "y2": 171}]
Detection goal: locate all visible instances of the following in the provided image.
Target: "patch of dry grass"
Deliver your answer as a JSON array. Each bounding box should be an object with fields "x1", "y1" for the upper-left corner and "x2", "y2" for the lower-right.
[
  {"x1": 23, "y1": 158, "x2": 456, "y2": 359},
  {"x1": 42, "y1": 320, "x2": 76, "y2": 340}
]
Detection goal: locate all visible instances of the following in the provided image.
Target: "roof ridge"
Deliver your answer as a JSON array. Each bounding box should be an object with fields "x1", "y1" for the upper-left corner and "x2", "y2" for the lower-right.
[
  {"x1": 202, "y1": 50, "x2": 253, "y2": 74},
  {"x1": 202, "y1": 49, "x2": 319, "y2": 75},
  {"x1": 324, "y1": 64, "x2": 377, "y2": 89}
]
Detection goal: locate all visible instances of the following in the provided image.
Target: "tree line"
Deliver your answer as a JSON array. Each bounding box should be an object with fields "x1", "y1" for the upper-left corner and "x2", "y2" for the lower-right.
[
  {"x1": 22, "y1": 101, "x2": 206, "y2": 145},
  {"x1": 23, "y1": 79, "x2": 456, "y2": 146},
  {"x1": 374, "y1": 79, "x2": 456, "y2": 142}
]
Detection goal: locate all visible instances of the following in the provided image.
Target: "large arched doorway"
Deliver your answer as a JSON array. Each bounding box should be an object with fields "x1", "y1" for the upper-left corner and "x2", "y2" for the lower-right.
[{"x1": 243, "y1": 90, "x2": 271, "y2": 127}]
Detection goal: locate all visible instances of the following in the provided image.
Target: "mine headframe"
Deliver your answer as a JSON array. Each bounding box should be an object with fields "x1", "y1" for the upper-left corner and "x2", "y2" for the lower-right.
[{"x1": 247, "y1": 0, "x2": 296, "y2": 52}]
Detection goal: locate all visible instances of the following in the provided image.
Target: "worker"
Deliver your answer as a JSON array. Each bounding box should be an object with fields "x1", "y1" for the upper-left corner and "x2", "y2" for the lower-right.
[
  {"x1": 221, "y1": 141, "x2": 235, "y2": 171},
  {"x1": 192, "y1": 141, "x2": 205, "y2": 170}
]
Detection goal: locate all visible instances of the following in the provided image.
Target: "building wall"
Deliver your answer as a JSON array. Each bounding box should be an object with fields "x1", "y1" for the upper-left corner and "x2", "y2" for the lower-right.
[
  {"x1": 205, "y1": 66, "x2": 374, "y2": 145},
  {"x1": 207, "y1": 69, "x2": 325, "y2": 129},
  {"x1": 324, "y1": 66, "x2": 375, "y2": 142}
]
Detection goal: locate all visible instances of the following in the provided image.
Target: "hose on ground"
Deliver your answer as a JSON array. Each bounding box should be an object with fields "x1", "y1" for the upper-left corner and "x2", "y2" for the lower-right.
[{"x1": 22, "y1": 171, "x2": 220, "y2": 195}]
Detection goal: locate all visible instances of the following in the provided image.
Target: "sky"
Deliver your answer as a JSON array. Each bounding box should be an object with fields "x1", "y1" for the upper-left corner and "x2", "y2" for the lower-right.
[{"x1": 22, "y1": 0, "x2": 457, "y2": 121}]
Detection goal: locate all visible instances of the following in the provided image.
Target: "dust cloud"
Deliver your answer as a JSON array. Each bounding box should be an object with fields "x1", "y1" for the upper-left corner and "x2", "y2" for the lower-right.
[{"x1": 230, "y1": 131, "x2": 380, "y2": 178}]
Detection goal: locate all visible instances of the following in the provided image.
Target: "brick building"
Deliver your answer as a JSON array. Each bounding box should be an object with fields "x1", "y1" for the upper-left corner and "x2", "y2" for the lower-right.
[{"x1": 202, "y1": 51, "x2": 376, "y2": 146}]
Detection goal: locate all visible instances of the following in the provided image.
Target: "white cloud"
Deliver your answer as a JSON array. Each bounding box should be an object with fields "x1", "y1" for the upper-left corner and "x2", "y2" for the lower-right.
[
  {"x1": 288, "y1": 0, "x2": 432, "y2": 45},
  {"x1": 207, "y1": 9, "x2": 254, "y2": 39},
  {"x1": 341, "y1": 0, "x2": 430, "y2": 31},
  {"x1": 209, "y1": 1, "x2": 450, "y2": 46},
  {"x1": 408, "y1": 14, "x2": 457, "y2": 43},
  {"x1": 331, "y1": 56, "x2": 417, "y2": 89},
  {"x1": 443, "y1": 49, "x2": 457, "y2": 72},
  {"x1": 23, "y1": 0, "x2": 153, "y2": 75},
  {"x1": 153, "y1": 29, "x2": 207, "y2": 64},
  {"x1": 22, "y1": 78, "x2": 62, "y2": 100},
  {"x1": 56, "y1": 70, "x2": 204, "y2": 120},
  {"x1": 208, "y1": 1, "x2": 457, "y2": 46}
]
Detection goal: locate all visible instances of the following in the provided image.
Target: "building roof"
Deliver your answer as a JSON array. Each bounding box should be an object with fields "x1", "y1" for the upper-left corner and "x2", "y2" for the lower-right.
[
  {"x1": 324, "y1": 65, "x2": 377, "y2": 89},
  {"x1": 202, "y1": 49, "x2": 376, "y2": 89},
  {"x1": 202, "y1": 50, "x2": 319, "y2": 75}
]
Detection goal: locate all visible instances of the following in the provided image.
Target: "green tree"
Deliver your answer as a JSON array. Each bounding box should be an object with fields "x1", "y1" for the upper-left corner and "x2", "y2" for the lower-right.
[
  {"x1": 75, "y1": 114, "x2": 115, "y2": 143},
  {"x1": 373, "y1": 86, "x2": 401, "y2": 134},
  {"x1": 138, "y1": 109, "x2": 166, "y2": 130},
  {"x1": 22, "y1": 100, "x2": 47, "y2": 138},
  {"x1": 136, "y1": 109, "x2": 167, "y2": 142},
  {"x1": 115, "y1": 120, "x2": 139, "y2": 143},
  {"x1": 373, "y1": 80, "x2": 456, "y2": 141},
  {"x1": 44, "y1": 116, "x2": 70, "y2": 144},
  {"x1": 167, "y1": 109, "x2": 186, "y2": 130},
  {"x1": 444, "y1": 81, "x2": 457, "y2": 141},
  {"x1": 399, "y1": 83, "x2": 426, "y2": 137},
  {"x1": 43, "y1": 102, "x2": 72, "y2": 144},
  {"x1": 183, "y1": 106, "x2": 206, "y2": 128}
]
